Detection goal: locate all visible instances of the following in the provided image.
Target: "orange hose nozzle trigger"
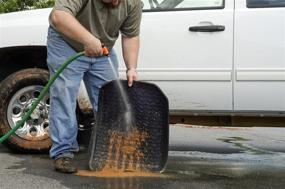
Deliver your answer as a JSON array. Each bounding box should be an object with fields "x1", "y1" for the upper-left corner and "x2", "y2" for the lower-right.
[{"x1": 102, "y1": 47, "x2": 109, "y2": 56}]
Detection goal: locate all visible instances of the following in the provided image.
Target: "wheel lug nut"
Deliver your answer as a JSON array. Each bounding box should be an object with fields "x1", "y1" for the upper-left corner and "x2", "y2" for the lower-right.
[{"x1": 30, "y1": 127, "x2": 37, "y2": 136}]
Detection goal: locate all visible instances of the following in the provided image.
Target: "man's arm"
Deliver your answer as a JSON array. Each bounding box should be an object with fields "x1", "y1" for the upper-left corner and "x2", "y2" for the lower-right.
[
  {"x1": 122, "y1": 35, "x2": 140, "y2": 87},
  {"x1": 50, "y1": 10, "x2": 103, "y2": 56}
]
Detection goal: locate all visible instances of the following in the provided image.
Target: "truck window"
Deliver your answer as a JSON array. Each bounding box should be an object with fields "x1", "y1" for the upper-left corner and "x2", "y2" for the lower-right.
[
  {"x1": 141, "y1": 0, "x2": 224, "y2": 11},
  {"x1": 247, "y1": 0, "x2": 285, "y2": 8}
]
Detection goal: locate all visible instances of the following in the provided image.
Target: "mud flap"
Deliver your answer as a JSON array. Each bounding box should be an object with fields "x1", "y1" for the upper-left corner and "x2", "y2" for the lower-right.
[{"x1": 89, "y1": 80, "x2": 169, "y2": 172}]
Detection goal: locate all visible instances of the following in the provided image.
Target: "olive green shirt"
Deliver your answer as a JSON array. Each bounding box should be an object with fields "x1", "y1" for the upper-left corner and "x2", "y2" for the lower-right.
[{"x1": 50, "y1": 0, "x2": 142, "y2": 52}]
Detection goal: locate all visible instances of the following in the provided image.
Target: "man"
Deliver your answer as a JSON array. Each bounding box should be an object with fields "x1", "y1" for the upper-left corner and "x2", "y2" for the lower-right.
[{"x1": 47, "y1": 0, "x2": 142, "y2": 173}]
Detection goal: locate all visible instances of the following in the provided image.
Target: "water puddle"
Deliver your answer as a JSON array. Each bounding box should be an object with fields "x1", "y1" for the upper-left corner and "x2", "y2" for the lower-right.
[{"x1": 217, "y1": 137, "x2": 272, "y2": 154}]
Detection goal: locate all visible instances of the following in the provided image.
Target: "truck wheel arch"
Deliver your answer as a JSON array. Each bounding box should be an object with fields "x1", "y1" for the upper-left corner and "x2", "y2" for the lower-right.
[{"x1": 0, "y1": 46, "x2": 48, "y2": 83}]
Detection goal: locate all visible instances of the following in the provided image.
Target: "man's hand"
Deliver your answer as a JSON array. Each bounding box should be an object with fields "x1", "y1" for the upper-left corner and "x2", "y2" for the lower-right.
[
  {"x1": 127, "y1": 68, "x2": 138, "y2": 87},
  {"x1": 122, "y1": 36, "x2": 140, "y2": 87},
  {"x1": 84, "y1": 36, "x2": 103, "y2": 57}
]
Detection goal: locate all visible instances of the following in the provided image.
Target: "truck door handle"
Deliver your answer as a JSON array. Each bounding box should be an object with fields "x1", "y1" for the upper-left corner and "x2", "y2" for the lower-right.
[{"x1": 189, "y1": 25, "x2": 225, "y2": 32}]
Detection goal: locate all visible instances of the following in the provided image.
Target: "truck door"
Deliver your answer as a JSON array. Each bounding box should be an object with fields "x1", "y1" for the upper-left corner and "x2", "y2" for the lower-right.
[
  {"x1": 123, "y1": 0, "x2": 235, "y2": 112},
  {"x1": 234, "y1": 0, "x2": 285, "y2": 111}
]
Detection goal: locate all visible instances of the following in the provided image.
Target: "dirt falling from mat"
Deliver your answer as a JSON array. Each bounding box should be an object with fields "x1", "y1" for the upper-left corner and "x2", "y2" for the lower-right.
[
  {"x1": 76, "y1": 170, "x2": 162, "y2": 178},
  {"x1": 76, "y1": 128, "x2": 162, "y2": 177},
  {"x1": 105, "y1": 128, "x2": 148, "y2": 171}
]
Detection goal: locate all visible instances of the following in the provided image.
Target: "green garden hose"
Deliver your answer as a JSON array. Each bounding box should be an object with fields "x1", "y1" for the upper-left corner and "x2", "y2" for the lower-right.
[{"x1": 0, "y1": 52, "x2": 85, "y2": 143}]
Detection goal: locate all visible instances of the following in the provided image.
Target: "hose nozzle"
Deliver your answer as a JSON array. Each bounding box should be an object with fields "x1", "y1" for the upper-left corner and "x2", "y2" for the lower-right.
[{"x1": 102, "y1": 46, "x2": 109, "y2": 56}]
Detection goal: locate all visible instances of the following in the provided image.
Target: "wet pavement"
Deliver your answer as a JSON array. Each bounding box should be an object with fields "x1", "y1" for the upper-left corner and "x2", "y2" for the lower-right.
[{"x1": 1, "y1": 124, "x2": 285, "y2": 189}]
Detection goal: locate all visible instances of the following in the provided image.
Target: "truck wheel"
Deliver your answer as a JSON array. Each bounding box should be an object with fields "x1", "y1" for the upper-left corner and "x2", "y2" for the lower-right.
[{"x1": 0, "y1": 68, "x2": 51, "y2": 153}]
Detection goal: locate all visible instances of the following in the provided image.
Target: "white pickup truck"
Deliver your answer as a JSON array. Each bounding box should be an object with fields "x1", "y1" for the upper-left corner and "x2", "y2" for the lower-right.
[{"x1": 0, "y1": 0, "x2": 284, "y2": 152}]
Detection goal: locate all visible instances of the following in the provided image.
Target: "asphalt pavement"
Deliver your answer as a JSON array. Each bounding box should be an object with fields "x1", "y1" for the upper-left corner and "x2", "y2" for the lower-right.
[{"x1": 1, "y1": 124, "x2": 285, "y2": 189}]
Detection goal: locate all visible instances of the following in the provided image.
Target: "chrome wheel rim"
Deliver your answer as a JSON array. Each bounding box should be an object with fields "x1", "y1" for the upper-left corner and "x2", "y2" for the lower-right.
[{"x1": 7, "y1": 86, "x2": 50, "y2": 141}]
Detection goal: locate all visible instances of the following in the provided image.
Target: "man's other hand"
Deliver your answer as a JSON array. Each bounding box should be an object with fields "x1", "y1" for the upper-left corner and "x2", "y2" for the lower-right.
[{"x1": 127, "y1": 68, "x2": 137, "y2": 87}]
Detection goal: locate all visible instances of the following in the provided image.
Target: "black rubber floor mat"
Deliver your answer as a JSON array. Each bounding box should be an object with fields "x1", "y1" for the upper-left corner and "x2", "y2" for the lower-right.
[{"x1": 89, "y1": 80, "x2": 169, "y2": 172}]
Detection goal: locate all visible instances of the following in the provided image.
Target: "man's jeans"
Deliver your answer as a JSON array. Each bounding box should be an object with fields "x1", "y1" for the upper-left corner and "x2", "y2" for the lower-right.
[{"x1": 47, "y1": 27, "x2": 118, "y2": 159}]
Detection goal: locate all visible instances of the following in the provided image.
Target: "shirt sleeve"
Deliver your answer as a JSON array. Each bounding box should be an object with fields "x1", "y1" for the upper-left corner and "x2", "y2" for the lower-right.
[
  {"x1": 54, "y1": 0, "x2": 88, "y2": 16},
  {"x1": 120, "y1": 0, "x2": 143, "y2": 37}
]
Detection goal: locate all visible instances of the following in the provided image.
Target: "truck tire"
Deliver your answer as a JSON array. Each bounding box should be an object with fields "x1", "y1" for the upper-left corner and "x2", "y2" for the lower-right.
[{"x1": 0, "y1": 68, "x2": 52, "y2": 153}]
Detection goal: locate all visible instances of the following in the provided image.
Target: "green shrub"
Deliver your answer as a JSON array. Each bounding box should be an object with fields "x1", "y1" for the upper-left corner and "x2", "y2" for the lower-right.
[{"x1": 0, "y1": 0, "x2": 55, "y2": 13}]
